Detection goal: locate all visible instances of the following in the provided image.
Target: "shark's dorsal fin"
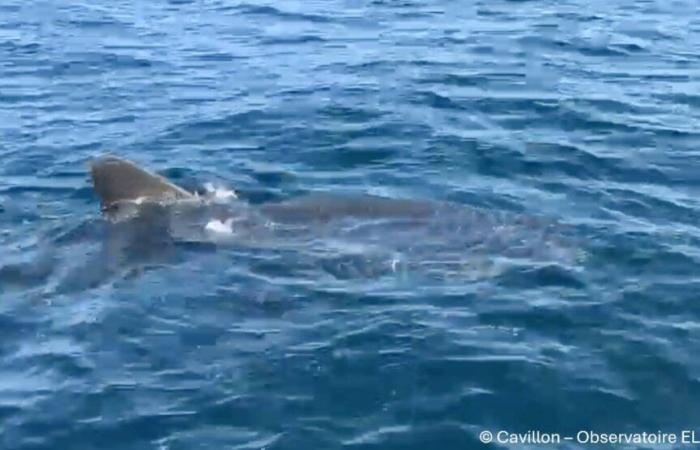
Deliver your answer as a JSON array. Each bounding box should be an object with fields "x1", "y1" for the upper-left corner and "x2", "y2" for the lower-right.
[{"x1": 90, "y1": 156, "x2": 194, "y2": 211}]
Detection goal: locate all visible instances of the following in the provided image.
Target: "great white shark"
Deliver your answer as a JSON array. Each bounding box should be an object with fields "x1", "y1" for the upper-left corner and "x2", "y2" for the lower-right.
[
  {"x1": 91, "y1": 156, "x2": 436, "y2": 224},
  {"x1": 0, "y1": 156, "x2": 585, "y2": 299},
  {"x1": 88, "y1": 155, "x2": 584, "y2": 276}
]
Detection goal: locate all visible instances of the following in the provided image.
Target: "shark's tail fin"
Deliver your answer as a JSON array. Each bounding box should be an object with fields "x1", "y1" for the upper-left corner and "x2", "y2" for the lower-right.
[{"x1": 90, "y1": 156, "x2": 194, "y2": 212}]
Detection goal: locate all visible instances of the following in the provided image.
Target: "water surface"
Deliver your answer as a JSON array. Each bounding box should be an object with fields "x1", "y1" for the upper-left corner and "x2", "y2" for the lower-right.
[{"x1": 2, "y1": 0, "x2": 700, "y2": 449}]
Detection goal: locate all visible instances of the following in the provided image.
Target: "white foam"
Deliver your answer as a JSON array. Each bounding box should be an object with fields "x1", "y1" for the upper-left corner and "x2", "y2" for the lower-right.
[
  {"x1": 203, "y1": 182, "x2": 237, "y2": 202},
  {"x1": 205, "y1": 218, "x2": 234, "y2": 234}
]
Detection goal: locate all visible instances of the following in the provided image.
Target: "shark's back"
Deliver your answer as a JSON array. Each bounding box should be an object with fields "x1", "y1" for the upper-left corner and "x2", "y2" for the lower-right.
[{"x1": 91, "y1": 156, "x2": 193, "y2": 210}]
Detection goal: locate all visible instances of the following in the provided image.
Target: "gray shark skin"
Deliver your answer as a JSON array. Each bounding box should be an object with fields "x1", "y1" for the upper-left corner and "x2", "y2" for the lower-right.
[
  {"x1": 90, "y1": 156, "x2": 439, "y2": 227},
  {"x1": 0, "y1": 157, "x2": 585, "y2": 300},
  {"x1": 259, "y1": 193, "x2": 435, "y2": 223},
  {"x1": 82, "y1": 156, "x2": 584, "y2": 288},
  {"x1": 91, "y1": 156, "x2": 194, "y2": 212}
]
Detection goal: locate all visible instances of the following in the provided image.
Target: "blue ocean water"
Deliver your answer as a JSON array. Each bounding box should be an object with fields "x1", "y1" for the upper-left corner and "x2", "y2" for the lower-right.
[{"x1": 2, "y1": 0, "x2": 700, "y2": 448}]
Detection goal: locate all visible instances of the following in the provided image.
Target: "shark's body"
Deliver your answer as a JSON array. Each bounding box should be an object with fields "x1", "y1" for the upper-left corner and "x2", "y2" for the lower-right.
[
  {"x1": 86, "y1": 156, "x2": 583, "y2": 285},
  {"x1": 90, "y1": 156, "x2": 435, "y2": 224},
  {"x1": 0, "y1": 156, "x2": 586, "y2": 299}
]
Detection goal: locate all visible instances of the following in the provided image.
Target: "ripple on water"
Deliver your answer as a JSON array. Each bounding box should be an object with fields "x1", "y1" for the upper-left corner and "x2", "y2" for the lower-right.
[{"x1": 3, "y1": 0, "x2": 700, "y2": 448}]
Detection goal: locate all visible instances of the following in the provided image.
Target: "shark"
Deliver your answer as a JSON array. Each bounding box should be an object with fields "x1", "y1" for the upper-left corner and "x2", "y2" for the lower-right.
[
  {"x1": 0, "y1": 156, "x2": 586, "y2": 299},
  {"x1": 90, "y1": 155, "x2": 435, "y2": 224},
  {"x1": 88, "y1": 155, "x2": 584, "y2": 273}
]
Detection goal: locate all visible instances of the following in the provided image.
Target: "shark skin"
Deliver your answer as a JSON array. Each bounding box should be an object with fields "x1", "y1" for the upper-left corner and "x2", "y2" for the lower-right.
[
  {"x1": 86, "y1": 156, "x2": 585, "y2": 282},
  {"x1": 91, "y1": 156, "x2": 195, "y2": 212}
]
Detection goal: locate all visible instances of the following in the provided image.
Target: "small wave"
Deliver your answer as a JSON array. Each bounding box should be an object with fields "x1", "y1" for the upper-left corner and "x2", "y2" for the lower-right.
[{"x1": 237, "y1": 4, "x2": 336, "y2": 24}]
